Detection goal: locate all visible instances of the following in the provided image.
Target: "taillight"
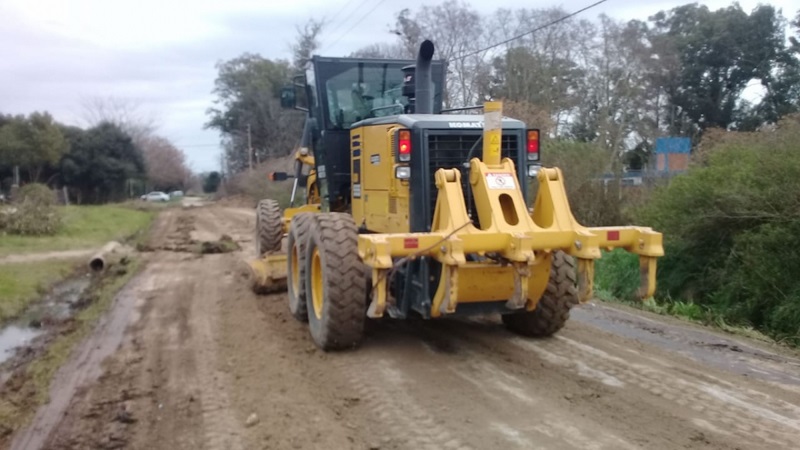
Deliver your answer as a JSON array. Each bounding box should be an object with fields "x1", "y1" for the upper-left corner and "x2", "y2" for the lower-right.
[
  {"x1": 398, "y1": 129, "x2": 411, "y2": 162},
  {"x1": 527, "y1": 129, "x2": 540, "y2": 161}
]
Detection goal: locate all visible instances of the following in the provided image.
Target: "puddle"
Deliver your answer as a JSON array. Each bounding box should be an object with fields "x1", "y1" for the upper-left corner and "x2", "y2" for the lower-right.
[
  {"x1": 0, "y1": 275, "x2": 92, "y2": 366},
  {"x1": 0, "y1": 326, "x2": 42, "y2": 365}
]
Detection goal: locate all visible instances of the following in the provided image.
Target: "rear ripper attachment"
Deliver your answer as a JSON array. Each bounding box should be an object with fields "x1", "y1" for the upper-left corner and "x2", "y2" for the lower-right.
[{"x1": 357, "y1": 101, "x2": 664, "y2": 321}]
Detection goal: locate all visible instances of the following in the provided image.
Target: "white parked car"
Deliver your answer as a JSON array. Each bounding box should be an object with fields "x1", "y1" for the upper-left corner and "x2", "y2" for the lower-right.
[{"x1": 140, "y1": 191, "x2": 170, "y2": 202}]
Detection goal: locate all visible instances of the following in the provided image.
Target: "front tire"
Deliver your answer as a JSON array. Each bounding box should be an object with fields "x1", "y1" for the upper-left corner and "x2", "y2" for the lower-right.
[
  {"x1": 502, "y1": 250, "x2": 578, "y2": 337},
  {"x1": 256, "y1": 199, "x2": 282, "y2": 255},
  {"x1": 304, "y1": 213, "x2": 368, "y2": 350},
  {"x1": 287, "y1": 213, "x2": 313, "y2": 322}
]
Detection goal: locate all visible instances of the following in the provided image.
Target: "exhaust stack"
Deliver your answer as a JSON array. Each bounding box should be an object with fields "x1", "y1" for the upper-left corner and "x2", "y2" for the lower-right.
[{"x1": 414, "y1": 40, "x2": 435, "y2": 115}]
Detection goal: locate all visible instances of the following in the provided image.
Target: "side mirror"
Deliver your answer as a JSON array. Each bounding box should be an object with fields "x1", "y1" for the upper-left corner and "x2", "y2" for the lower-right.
[
  {"x1": 269, "y1": 172, "x2": 289, "y2": 181},
  {"x1": 280, "y1": 87, "x2": 296, "y2": 109}
]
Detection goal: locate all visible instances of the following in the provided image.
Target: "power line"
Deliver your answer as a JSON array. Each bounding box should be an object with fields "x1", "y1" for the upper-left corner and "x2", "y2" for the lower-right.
[
  {"x1": 320, "y1": 0, "x2": 372, "y2": 51},
  {"x1": 451, "y1": 0, "x2": 608, "y2": 61},
  {"x1": 326, "y1": 0, "x2": 389, "y2": 52},
  {"x1": 325, "y1": 0, "x2": 361, "y2": 27}
]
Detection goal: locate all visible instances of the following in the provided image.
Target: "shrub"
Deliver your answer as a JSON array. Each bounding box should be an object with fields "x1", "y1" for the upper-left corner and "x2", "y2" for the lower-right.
[
  {"x1": 0, "y1": 183, "x2": 62, "y2": 235},
  {"x1": 635, "y1": 114, "x2": 800, "y2": 340},
  {"x1": 594, "y1": 249, "x2": 640, "y2": 301},
  {"x1": 16, "y1": 183, "x2": 56, "y2": 206},
  {"x1": 533, "y1": 139, "x2": 630, "y2": 226}
]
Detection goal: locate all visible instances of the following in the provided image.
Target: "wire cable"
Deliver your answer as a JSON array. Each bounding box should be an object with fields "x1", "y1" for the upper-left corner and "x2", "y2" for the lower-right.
[
  {"x1": 325, "y1": 0, "x2": 389, "y2": 52},
  {"x1": 319, "y1": 0, "x2": 372, "y2": 51},
  {"x1": 325, "y1": 0, "x2": 361, "y2": 27},
  {"x1": 451, "y1": 0, "x2": 608, "y2": 61}
]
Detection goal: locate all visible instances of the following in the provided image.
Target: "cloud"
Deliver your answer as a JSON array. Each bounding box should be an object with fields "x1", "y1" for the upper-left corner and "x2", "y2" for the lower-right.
[{"x1": 1, "y1": 0, "x2": 796, "y2": 172}]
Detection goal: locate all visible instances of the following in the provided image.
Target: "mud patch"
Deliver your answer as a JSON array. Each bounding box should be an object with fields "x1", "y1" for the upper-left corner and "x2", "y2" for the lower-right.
[
  {"x1": 138, "y1": 212, "x2": 241, "y2": 256},
  {"x1": 0, "y1": 276, "x2": 93, "y2": 372},
  {"x1": 1, "y1": 261, "x2": 137, "y2": 450},
  {"x1": 138, "y1": 214, "x2": 198, "y2": 253},
  {"x1": 198, "y1": 235, "x2": 240, "y2": 254}
]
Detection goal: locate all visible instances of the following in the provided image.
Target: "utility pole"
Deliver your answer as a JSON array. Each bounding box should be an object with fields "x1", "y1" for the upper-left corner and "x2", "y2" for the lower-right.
[{"x1": 247, "y1": 124, "x2": 253, "y2": 171}]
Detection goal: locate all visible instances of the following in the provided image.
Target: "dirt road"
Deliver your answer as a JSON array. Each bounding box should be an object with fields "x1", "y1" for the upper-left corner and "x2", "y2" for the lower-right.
[{"x1": 11, "y1": 204, "x2": 800, "y2": 450}]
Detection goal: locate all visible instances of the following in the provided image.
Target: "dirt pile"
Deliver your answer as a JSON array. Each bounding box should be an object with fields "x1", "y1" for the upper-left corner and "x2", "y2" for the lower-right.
[{"x1": 199, "y1": 235, "x2": 240, "y2": 254}]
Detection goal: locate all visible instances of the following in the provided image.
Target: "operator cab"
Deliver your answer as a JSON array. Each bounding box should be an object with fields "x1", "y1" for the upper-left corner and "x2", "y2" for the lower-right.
[{"x1": 282, "y1": 56, "x2": 446, "y2": 211}]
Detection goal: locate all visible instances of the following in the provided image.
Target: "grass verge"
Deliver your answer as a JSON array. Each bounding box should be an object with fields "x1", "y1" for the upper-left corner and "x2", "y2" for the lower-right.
[
  {"x1": 593, "y1": 249, "x2": 782, "y2": 345},
  {"x1": 595, "y1": 289, "x2": 777, "y2": 344},
  {"x1": 0, "y1": 204, "x2": 155, "y2": 257},
  {"x1": 0, "y1": 257, "x2": 144, "y2": 441},
  {"x1": 0, "y1": 260, "x2": 79, "y2": 323}
]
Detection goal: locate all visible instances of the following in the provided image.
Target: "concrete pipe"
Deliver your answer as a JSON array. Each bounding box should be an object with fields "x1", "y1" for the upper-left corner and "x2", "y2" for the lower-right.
[{"x1": 88, "y1": 241, "x2": 123, "y2": 272}]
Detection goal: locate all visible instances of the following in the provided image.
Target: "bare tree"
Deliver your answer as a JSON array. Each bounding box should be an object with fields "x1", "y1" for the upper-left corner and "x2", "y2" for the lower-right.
[
  {"x1": 487, "y1": 7, "x2": 595, "y2": 135},
  {"x1": 79, "y1": 95, "x2": 161, "y2": 148},
  {"x1": 350, "y1": 42, "x2": 409, "y2": 59},
  {"x1": 391, "y1": 1, "x2": 495, "y2": 107},
  {"x1": 139, "y1": 135, "x2": 192, "y2": 191},
  {"x1": 291, "y1": 18, "x2": 326, "y2": 70}
]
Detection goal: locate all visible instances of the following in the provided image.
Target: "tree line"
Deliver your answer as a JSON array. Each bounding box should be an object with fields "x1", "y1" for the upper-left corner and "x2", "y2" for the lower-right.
[
  {"x1": 0, "y1": 99, "x2": 194, "y2": 204},
  {"x1": 207, "y1": 1, "x2": 800, "y2": 174}
]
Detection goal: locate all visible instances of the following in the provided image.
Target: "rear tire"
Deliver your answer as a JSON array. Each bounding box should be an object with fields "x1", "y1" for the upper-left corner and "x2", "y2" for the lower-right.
[
  {"x1": 256, "y1": 199, "x2": 282, "y2": 255},
  {"x1": 304, "y1": 213, "x2": 368, "y2": 350},
  {"x1": 502, "y1": 250, "x2": 578, "y2": 337},
  {"x1": 287, "y1": 213, "x2": 313, "y2": 322}
]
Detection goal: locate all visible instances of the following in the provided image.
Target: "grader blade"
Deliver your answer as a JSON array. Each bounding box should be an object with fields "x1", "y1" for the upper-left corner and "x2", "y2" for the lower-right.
[{"x1": 248, "y1": 252, "x2": 288, "y2": 294}]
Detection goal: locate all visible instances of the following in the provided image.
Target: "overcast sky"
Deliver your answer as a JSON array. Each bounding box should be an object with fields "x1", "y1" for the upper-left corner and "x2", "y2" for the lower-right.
[{"x1": 1, "y1": 0, "x2": 796, "y2": 173}]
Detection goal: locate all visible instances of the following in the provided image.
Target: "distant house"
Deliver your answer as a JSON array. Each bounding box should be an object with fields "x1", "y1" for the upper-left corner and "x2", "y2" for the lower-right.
[
  {"x1": 596, "y1": 136, "x2": 692, "y2": 191},
  {"x1": 654, "y1": 137, "x2": 691, "y2": 173}
]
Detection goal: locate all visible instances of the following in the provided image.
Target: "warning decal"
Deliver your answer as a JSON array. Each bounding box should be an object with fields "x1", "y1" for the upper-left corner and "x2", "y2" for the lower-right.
[{"x1": 485, "y1": 173, "x2": 516, "y2": 190}]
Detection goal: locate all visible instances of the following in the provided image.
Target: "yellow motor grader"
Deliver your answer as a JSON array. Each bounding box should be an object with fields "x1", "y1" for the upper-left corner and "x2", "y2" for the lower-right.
[{"x1": 249, "y1": 40, "x2": 663, "y2": 351}]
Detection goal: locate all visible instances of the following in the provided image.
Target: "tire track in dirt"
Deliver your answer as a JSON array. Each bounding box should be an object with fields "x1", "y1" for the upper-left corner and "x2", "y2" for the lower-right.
[
  {"x1": 370, "y1": 321, "x2": 652, "y2": 449},
  {"x1": 184, "y1": 267, "x2": 247, "y2": 450},
  {"x1": 387, "y1": 316, "x2": 774, "y2": 449},
  {"x1": 426, "y1": 314, "x2": 799, "y2": 449},
  {"x1": 526, "y1": 335, "x2": 797, "y2": 447},
  {"x1": 571, "y1": 304, "x2": 800, "y2": 387},
  {"x1": 448, "y1": 354, "x2": 638, "y2": 450},
  {"x1": 17, "y1": 207, "x2": 251, "y2": 450},
  {"x1": 127, "y1": 208, "x2": 248, "y2": 450},
  {"x1": 332, "y1": 355, "x2": 473, "y2": 450}
]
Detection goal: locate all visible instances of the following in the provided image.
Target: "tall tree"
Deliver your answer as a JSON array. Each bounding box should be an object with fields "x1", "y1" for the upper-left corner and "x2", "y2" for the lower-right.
[
  {"x1": 487, "y1": 7, "x2": 594, "y2": 134},
  {"x1": 61, "y1": 122, "x2": 145, "y2": 203},
  {"x1": 291, "y1": 18, "x2": 325, "y2": 70},
  {"x1": 649, "y1": 4, "x2": 798, "y2": 133},
  {"x1": 205, "y1": 54, "x2": 301, "y2": 172},
  {"x1": 0, "y1": 112, "x2": 68, "y2": 183},
  {"x1": 788, "y1": 10, "x2": 799, "y2": 53},
  {"x1": 391, "y1": 1, "x2": 493, "y2": 107},
  {"x1": 569, "y1": 16, "x2": 657, "y2": 170}
]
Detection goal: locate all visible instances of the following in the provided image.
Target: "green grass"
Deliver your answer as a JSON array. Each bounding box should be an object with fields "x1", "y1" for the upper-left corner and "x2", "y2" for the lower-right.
[
  {"x1": 0, "y1": 260, "x2": 78, "y2": 322},
  {"x1": 593, "y1": 249, "x2": 789, "y2": 346},
  {"x1": 0, "y1": 204, "x2": 155, "y2": 257}
]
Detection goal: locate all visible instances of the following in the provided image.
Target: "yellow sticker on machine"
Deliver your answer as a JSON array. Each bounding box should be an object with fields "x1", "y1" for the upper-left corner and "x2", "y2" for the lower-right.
[{"x1": 486, "y1": 173, "x2": 516, "y2": 190}]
